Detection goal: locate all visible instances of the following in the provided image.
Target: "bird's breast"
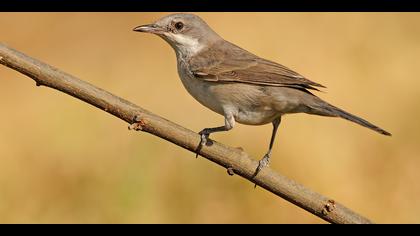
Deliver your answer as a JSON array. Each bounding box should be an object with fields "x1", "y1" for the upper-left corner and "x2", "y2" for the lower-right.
[{"x1": 177, "y1": 63, "x2": 225, "y2": 115}]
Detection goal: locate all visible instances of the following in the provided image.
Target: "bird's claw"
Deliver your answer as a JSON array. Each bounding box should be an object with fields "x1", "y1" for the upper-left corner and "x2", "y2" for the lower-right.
[
  {"x1": 252, "y1": 153, "x2": 271, "y2": 187},
  {"x1": 257, "y1": 154, "x2": 271, "y2": 173},
  {"x1": 195, "y1": 129, "x2": 211, "y2": 158},
  {"x1": 199, "y1": 131, "x2": 210, "y2": 146}
]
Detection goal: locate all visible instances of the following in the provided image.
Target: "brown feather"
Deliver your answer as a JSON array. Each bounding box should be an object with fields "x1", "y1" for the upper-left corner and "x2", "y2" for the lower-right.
[{"x1": 188, "y1": 40, "x2": 326, "y2": 92}]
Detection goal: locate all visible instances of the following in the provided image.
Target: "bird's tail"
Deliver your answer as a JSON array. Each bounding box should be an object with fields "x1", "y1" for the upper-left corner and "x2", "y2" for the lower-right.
[{"x1": 307, "y1": 100, "x2": 391, "y2": 136}]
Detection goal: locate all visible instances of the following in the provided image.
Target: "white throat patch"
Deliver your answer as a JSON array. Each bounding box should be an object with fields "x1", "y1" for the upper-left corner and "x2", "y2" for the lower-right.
[{"x1": 167, "y1": 33, "x2": 204, "y2": 55}]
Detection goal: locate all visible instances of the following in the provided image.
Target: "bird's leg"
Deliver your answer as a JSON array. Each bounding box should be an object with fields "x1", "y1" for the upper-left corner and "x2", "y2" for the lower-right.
[
  {"x1": 254, "y1": 117, "x2": 282, "y2": 176},
  {"x1": 195, "y1": 114, "x2": 235, "y2": 158}
]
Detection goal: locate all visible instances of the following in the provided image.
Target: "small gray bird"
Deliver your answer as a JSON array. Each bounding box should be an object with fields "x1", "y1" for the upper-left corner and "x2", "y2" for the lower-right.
[{"x1": 133, "y1": 13, "x2": 391, "y2": 174}]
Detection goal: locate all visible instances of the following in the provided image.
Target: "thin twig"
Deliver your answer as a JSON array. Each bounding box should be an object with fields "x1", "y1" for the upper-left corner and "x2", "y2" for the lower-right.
[{"x1": 0, "y1": 43, "x2": 373, "y2": 224}]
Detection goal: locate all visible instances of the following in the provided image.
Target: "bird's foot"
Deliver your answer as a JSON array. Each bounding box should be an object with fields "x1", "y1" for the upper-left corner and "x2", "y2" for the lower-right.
[
  {"x1": 199, "y1": 129, "x2": 211, "y2": 146},
  {"x1": 252, "y1": 153, "x2": 271, "y2": 177},
  {"x1": 257, "y1": 153, "x2": 270, "y2": 171},
  {"x1": 252, "y1": 153, "x2": 271, "y2": 188},
  {"x1": 195, "y1": 128, "x2": 212, "y2": 158}
]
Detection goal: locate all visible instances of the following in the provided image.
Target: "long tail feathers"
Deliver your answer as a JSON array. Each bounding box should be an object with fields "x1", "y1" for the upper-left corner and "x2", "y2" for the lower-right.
[{"x1": 312, "y1": 103, "x2": 391, "y2": 136}]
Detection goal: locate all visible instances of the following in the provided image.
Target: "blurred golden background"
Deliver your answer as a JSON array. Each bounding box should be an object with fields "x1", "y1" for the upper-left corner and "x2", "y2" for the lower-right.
[{"x1": 0, "y1": 13, "x2": 419, "y2": 223}]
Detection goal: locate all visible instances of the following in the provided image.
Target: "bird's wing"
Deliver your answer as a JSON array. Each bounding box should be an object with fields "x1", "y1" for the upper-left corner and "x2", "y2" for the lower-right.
[{"x1": 188, "y1": 42, "x2": 325, "y2": 91}]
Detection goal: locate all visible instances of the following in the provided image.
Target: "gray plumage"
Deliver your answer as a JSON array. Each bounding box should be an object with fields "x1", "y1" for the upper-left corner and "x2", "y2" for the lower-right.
[{"x1": 134, "y1": 13, "x2": 391, "y2": 173}]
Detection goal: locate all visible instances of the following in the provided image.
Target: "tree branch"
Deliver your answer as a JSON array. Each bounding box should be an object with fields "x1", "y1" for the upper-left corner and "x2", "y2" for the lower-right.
[{"x1": 0, "y1": 43, "x2": 373, "y2": 224}]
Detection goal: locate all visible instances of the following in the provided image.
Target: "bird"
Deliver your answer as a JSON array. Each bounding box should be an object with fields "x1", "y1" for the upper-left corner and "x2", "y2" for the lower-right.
[{"x1": 133, "y1": 13, "x2": 391, "y2": 175}]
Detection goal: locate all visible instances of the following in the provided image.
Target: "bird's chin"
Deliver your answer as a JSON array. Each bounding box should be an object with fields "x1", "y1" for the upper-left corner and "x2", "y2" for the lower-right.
[{"x1": 158, "y1": 35, "x2": 177, "y2": 49}]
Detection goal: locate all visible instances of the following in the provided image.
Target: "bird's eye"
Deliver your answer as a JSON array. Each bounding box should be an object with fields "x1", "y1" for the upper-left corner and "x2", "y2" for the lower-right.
[{"x1": 174, "y1": 22, "x2": 184, "y2": 31}]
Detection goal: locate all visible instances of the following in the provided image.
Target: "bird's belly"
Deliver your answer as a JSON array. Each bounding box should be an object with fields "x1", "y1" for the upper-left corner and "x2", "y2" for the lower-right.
[
  {"x1": 178, "y1": 70, "x2": 280, "y2": 125},
  {"x1": 234, "y1": 108, "x2": 279, "y2": 125}
]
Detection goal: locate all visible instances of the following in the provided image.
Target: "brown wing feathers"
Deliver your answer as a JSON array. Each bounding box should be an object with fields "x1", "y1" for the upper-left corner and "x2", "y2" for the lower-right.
[{"x1": 189, "y1": 42, "x2": 326, "y2": 92}]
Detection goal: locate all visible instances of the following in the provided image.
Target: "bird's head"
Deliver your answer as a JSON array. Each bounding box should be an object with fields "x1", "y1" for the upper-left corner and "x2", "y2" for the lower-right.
[{"x1": 133, "y1": 13, "x2": 221, "y2": 56}]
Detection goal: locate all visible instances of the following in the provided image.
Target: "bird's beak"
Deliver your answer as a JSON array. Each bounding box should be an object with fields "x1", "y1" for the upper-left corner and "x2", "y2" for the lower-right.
[{"x1": 133, "y1": 24, "x2": 164, "y2": 34}]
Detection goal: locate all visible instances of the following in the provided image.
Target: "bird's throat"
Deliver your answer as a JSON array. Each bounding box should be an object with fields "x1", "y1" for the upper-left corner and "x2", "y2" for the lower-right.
[{"x1": 170, "y1": 34, "x2": 204, "y2": 56}]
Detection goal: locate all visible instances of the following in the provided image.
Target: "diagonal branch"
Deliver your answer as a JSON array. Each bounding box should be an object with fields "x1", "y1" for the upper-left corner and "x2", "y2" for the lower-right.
[{"x1": 0, "y1": 43, "x2": 372, "y2": 224}]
